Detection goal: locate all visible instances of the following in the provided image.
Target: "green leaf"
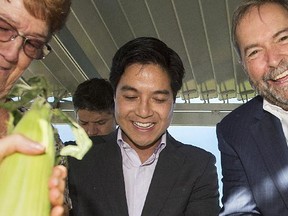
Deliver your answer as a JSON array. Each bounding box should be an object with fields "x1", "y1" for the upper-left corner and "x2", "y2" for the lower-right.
[{"x1": 52, "y1": 109, "x2": 92, "y2": 160}]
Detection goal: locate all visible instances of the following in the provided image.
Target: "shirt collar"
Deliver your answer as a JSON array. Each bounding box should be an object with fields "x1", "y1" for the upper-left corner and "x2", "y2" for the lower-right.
[
  {"x1": 117, "y1": 128, "x2": 166, "y2": 149},
  {"x1": 263, "y1": 99, "x2": 288, "y2": 143},
  {"x1": 117, "y1": 128, "x2": 167, "y2": 164},
  {"x1": 263, "y1": 99, "x2": 288, "y2": 120}
]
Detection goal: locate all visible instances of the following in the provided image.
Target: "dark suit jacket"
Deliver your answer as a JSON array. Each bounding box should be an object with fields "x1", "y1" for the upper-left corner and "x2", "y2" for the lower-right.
[
  {"x1": 67, "y1": 130, "x2": 220, "y2": 216},
  {"x1": 217, "y1": 96, "x2": 288, "y2": 215}
]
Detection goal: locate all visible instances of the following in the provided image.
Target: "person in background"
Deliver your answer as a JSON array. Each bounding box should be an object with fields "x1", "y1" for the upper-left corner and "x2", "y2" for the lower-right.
[
  {"x1": 73, "y1": 78, "x2": 116, "y2": 136},
  {"x1": 68, "y1": 37, "x2": 220, "y2": 216},
  {"x1": 217, "y1": 0, "x2": 288, "y2": 215},
  {"x1": 0, "y1": 0, "x2": 71, "y2": 215}
]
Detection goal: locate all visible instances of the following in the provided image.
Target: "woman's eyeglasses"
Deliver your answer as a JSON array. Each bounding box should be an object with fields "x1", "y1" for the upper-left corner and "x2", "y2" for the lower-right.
[{"x1": 0, "y1": 18, "x2": 51, "y2": 60}]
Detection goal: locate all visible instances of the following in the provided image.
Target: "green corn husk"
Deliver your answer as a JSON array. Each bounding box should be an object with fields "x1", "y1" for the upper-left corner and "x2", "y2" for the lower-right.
[
  {"x1": 0, "y1": 97, "x2": 54, "y2": 216},
  {"x1": 0, "y1": 76, "x2": 92, "y2": 216}
]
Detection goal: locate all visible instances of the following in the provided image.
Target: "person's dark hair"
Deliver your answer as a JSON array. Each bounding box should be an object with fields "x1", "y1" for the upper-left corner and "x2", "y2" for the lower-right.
[
  {"x1": 232, "y1": 0, "x2": 288, "y2": 59},
  {"x1": 73, "y1": 78, "x2": 114, "y2": 113},
  {"x1": 109, "y1": 37, "x2": 185, "y2": 101}
]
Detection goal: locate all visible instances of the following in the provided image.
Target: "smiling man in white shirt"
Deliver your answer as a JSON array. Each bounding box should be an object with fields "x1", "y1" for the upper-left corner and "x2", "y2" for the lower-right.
[
  {"x1": 217, "y1": 0, "x2": 288, "y2": 215},
  {"x1": 68, "y1": 36, "x2": 220, "y2": 216}
]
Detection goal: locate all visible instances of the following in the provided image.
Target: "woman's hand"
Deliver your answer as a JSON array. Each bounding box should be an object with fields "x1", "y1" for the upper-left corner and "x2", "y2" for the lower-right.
[
  {"x1": 0, "y1": 134, "x2": 68, "y2": 216},
  {"x1": 0, "y1": 134, "x2": 45, "y2": 162},
  {"x1": 49, "y1": 165, "x2": 67, "y2": 216}
]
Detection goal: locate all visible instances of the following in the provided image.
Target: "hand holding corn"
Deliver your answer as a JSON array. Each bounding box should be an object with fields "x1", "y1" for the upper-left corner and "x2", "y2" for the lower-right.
[
  {"x1": 0, "y1": 134, "x2": 45, "y2": 162},
  {"x1": 0, "y1": 135, "x2": 68, "y2": 216},
  {"x1": 0, "y1": 77, "x2": 92, "y2": 216},
  {"x1": 49, "y1": 165, "x2": 67, "y2": 216}
]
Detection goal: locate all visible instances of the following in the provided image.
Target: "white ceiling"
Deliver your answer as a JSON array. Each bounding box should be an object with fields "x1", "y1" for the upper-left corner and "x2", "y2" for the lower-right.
[{"x1": 21, "y1": 0, "x2": 257, "y2": 125}]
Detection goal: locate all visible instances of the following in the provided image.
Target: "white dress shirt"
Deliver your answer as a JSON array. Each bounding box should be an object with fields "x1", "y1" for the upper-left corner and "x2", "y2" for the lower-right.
[
  {"x1": 263, "y1": 99, "x2": 288, "y2": 144},
  {"x1": 117, "y1": 129, "x2": 166, "y2": 216}
]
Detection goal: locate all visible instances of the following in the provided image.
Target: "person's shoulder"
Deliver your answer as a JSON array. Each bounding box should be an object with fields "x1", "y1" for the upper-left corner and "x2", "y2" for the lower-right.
[
  {"x1": 227, "y1": 95, "x2": 262, "y2": 117},
  {"x1": 90, "y1": 135, "x2": 108, "y2": 144},
  {"x1": 168, "y1": 134, "x2": 215, "y2": 160},
  {"x1": 172, "y1": 141, "x2": 217, "y2": 171},
  {"x1": 64, "y1": 132, "x2": 113, "y2": 146},
  {"x1": 181, "y1": 143, "x2": 215, "y2": 159},
  {"x1": 66, "y1": 134, "x2": 113, "y2": 162},
  {"x1": 218, "y1": 95, "x2": 263, "y2": 125}
]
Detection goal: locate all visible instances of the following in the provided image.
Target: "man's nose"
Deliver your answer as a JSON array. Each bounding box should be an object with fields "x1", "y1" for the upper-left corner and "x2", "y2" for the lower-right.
[
  {"x1": 135, "y1": 99, "x2": 153, "y2": 118},
  {"x1": 266, "y1": 45, "x2": 285, "y2": 69},
  {"x1": 87, "y1": 124, "x2": 99, "y2": 136}
]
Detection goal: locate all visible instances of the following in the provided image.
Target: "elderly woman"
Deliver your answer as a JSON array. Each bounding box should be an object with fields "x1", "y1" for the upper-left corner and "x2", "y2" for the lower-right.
[{"x1": 0, "y1": 0, "x2": 71, "y2": 215}]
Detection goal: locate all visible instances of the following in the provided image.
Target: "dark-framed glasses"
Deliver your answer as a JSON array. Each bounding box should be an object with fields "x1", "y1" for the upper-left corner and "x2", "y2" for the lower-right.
[{"x1": 0, "y1": 17, "x2": 51, "y2": 60}]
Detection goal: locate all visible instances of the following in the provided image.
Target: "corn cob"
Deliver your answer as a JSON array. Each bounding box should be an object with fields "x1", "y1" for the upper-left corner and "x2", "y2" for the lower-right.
[
  {"x1": 0, "y1": 76, "x2": 92, "y2": 216},
  {"x1": 0, "y1": 97, "x2": 54, "y2": 216}
]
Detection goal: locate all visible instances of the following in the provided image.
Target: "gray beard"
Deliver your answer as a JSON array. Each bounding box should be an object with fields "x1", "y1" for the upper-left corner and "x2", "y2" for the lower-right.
[{"x1": 251, "y1": 78, "x2": 288, "y2": 111}]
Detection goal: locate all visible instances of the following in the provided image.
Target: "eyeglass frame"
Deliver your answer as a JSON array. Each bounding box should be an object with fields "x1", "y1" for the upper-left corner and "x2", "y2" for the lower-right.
[{"x1": 0, "y1": 17, "x2": 52, "y2": 60}]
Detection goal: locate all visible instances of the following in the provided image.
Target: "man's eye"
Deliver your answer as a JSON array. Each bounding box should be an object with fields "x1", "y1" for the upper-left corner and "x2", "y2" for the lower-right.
[
  {"x1": 124, "y1": 95, "x2": 137, "y2": 100},
  {"x1": 154, "y1": 98, "x2": 167, "y2": 103},
  {"x1": 247, "y1": 50, "x2": 259, "y2": 58},
  {"x1": 98, "y1": 121, "x2": 106, "y2": 125},
  {"x1": 279, "y1": 35, "x2": 288, "y2": 42}
]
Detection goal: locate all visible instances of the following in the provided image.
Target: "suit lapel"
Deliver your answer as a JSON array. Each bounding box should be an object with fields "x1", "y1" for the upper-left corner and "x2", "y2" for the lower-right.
[
  {"x1": 251, "y1": 113, "x2": 288, "y2": 208},
  {"x1": 100, "y1": 131, "x2": 129, "y2": 216},
  {"x1": 141, "y1": 134, "x2": 184, "y2": 216}
]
